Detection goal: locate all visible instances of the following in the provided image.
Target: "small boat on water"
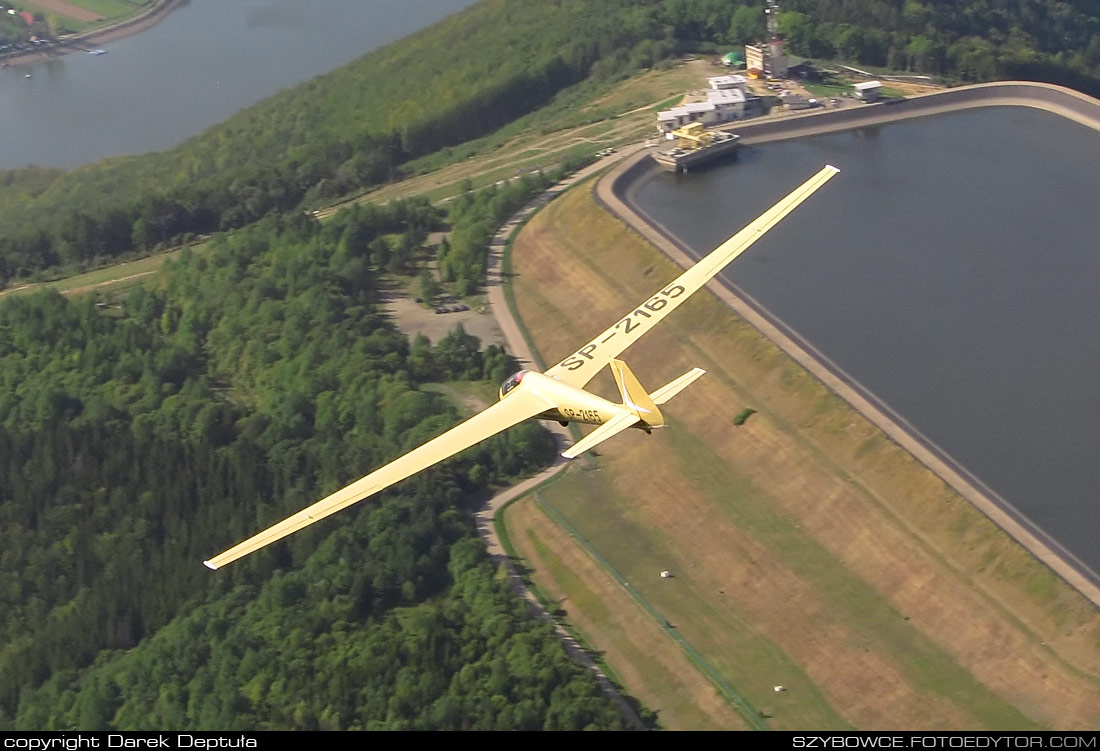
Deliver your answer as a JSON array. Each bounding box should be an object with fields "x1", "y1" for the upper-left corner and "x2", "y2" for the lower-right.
[{"x1": 88, "y1": 49, "x2": 107, "y2": 55}]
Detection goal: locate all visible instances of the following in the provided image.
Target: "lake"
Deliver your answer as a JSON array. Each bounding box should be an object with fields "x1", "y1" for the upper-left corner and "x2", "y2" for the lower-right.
[
  {"x1": 629, "y1": 105, "x2": 1100, "y2": 580},
  {"x1": 0, "y1": 0, "x2": 476, "y2": 170}
]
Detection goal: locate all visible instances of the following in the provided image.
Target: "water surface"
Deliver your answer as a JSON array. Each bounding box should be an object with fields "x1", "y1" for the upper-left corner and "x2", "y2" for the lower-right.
[
  {"x1": 631, "y1": 106, "x2": 1100, "y2": 579},
  {"x1": 0, "y1": 0, "x2": 476, "y2": 169}
]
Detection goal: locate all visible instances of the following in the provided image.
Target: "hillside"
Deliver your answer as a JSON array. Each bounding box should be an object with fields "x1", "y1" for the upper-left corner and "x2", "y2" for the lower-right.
[{"x1": 2, "y1": 1, "x2": 1100, "y2": 287}]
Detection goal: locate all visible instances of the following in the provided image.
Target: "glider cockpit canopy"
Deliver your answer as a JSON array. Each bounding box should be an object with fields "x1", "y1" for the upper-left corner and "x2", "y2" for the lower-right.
[{"x1": 499, "y1": 370, "x2": 529, "y2": 400}]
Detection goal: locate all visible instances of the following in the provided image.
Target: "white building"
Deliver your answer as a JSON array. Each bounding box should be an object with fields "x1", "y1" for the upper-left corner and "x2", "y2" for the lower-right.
[
  {"x1": 853, "y1": 80, "x2": 883, "y2": 102},
  {"x1": 707, "y1": 87, "x2": 745, "y2": 119},
  {"x1": 707, "y1": 74, "x2": 748, "y2": 93},
  {"x1": 656, "y1": 86, "x2": 745, "y2": 133}
]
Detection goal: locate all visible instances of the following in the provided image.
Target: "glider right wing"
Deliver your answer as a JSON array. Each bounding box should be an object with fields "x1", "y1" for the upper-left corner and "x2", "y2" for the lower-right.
[
  {"x1": 544, "y1": 165, "x2": 839, "y2": 389},
  {"x1": 204, "y1": 387, "x2": 553, "y2": 569}
]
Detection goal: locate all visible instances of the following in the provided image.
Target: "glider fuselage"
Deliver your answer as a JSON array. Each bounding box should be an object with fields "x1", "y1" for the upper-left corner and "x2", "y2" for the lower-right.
[{"x1": 500, "y1": 369, "x2": 640, "y2": 428}]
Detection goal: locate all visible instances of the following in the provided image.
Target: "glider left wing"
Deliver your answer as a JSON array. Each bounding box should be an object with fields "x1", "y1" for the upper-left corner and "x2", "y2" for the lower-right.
[
  {"x1": 204, "y1": 387, "x2": 553, "y2": 569},
  {"x1": 544, "y1": 164, "x2": 839, "y2": 389}
]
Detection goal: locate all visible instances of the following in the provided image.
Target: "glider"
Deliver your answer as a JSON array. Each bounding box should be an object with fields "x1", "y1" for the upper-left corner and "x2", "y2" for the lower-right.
[{"x1": 204, "y1": 164, "x2": 839, "y2": 569}]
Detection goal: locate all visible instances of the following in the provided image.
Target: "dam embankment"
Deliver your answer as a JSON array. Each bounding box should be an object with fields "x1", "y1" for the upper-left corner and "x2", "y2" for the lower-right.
[
  {"x1": 729, "y1": 80, "x2": 1100, "y2": 145},
  {"x1": 596, "y1": 81, "x2": 1100, "y2": 606}
]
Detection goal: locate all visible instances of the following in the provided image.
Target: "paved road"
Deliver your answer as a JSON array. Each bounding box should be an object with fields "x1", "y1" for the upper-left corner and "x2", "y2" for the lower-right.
[{"x1": 473, "y1": 150, "x2": 650, "y2": 730}]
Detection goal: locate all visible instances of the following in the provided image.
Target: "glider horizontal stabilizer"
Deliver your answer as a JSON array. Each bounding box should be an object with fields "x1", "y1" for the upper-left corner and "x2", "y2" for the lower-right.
[
  {"x1": 562, "y1": 412, "x2": 641, "y2": 459},
  {"x1": 650, "y1": 367, "x2": 706, "y2": 405}
]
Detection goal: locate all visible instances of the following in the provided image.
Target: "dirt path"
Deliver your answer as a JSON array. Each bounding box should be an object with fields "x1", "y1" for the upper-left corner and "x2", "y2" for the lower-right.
[
  {"x1": 470, "y1": 153, "x2": 653, "y2": 730},
  {"x1": 0, "y1": 269, "x2": 155, "y2": 299},
  {"x1": 60, "y1": 270, "x2": 156, "y2": 296}
]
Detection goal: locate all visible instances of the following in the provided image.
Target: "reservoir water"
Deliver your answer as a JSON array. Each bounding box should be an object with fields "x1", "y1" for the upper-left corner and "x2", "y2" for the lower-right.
[
  {"x1": 630, "y1": 106, "x2": 1100, "y2": 580},
  {"x1": 0, "y1": 0, "x2": 476, "y2": 170}
]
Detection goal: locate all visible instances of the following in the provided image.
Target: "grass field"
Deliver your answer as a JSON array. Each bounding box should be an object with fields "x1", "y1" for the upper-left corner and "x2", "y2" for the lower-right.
[
  {"x1": 67, "y1": 0, "x2": 140, "y2": 20},
  {"x1": 501, "y1": 178, "x2": 1100, "y2": 730},
  {"x1": 330, "y1": 60, "x2": 711, "y2": 211},
  {"x1": 0, "y1": 243, "x2": 198, "y2": 300},
  {"x1": 505, "y1": 486, "x2": 754, "y2": 731},
  {"x1": 19, "y1": 0, "x2": 145, "y2": 30}
]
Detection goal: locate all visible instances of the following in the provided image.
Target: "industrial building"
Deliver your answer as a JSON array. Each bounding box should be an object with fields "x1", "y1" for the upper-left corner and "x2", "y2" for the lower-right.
[
  {"x1": 745, "y1": 40, "x2": 787, "y2": 79},
  {"x1": 781, "y1": 94, "x2": 816, "y2": 110},
  {"x1": 650, "y1": 123, "x2": 741, "y2": 172},
  {"x1": 745, "y1": 0, "x2": 788, "y2": 78},
  {"x1": 655, "y1": 76, "x2": 747, "y2": 133}
]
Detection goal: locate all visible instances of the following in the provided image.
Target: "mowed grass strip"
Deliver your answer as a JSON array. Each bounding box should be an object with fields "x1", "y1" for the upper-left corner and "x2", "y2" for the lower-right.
[
  {"x1": 20, "y1": 0, "x2": 137, "y2": 27},
  {"x1": 67, "y1": 0, "x2": 135, "y2": 21},
  {"x1": 356, "y1": 61, "x2": 711, "y2": 208},
  {"x1": 507, "y1": 179, "x2": 1100, "y2": 729},
  {"x1": 504, "y1": 490, "x2": 752, "y2": 731},
  {"x1": 0, "y1": 244, "x2": 202, "y2": 301}
]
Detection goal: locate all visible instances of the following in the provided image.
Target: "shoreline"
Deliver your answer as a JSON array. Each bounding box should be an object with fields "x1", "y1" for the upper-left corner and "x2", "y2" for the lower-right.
[
  {"x1": 595, "y1": 80, "x2": 1100, "y2": 607},
  {"x1": 0, "y1": 0, "x2": 186, "y2": 67}
]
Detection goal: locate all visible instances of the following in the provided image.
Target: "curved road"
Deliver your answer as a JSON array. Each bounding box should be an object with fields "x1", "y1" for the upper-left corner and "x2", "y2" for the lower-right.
[{"x1": 474, "y1": 150, "x2": 650, "y2": 730}]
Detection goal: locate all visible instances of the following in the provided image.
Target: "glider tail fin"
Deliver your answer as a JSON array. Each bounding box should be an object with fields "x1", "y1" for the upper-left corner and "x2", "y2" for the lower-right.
[
  {"x1": 562, "y1": 362, "x2": 707, "y2": 460},
  {"x1": 610, "y1": 359, "x2": 665, "y2": 428}
]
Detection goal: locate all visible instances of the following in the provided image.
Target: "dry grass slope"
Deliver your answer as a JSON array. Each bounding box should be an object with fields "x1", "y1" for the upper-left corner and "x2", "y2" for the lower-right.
[
  {"x1": 507, "y1": 491, "x2": 752, "y2": 730},
  {"x1": 503, "y1": 177, "x2": 1100, "y2": 730}
]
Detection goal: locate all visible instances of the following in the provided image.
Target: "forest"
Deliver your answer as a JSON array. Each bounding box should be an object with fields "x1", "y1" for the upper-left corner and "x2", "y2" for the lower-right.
[
  {"x1": 1, "y1": 0, "x2": 1099, "y2": 288},
  {"x1": 0, "y1": 189, "x2": 632, "y2": 729},
  {"x1": 4, "y1": 0, "x2": 1100, "y2": 731}
]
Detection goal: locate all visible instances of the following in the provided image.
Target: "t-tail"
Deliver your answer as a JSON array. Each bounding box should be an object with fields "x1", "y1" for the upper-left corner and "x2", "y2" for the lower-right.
[{"x1": 562, "y1": 359, "x2": 706, "y2": 459}]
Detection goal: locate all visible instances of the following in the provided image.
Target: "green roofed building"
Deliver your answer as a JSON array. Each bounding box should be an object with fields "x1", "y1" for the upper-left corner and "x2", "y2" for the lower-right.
[{"x1": 721, "y1": 51, "x2": 744, "y2": 67}]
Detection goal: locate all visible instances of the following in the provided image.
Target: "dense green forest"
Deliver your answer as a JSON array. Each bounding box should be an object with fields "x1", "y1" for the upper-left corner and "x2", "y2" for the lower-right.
[
  {"x1": 2, "y1": 0, "x2": 1099, "y2": 286},
  {"x1": 0, "y1": 193, "x2": 631, "y2": 729}
]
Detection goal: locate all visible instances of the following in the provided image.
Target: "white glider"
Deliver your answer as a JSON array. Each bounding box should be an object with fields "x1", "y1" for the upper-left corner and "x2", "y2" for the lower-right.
[{"x1": 204, "y1": 164, "x2": 839, "y2": 569}]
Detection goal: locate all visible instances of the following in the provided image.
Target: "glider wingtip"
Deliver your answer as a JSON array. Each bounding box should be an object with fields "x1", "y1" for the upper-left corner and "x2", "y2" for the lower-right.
[{"x1": 203, "y1": 560, "x2": 218, "y2": 571}]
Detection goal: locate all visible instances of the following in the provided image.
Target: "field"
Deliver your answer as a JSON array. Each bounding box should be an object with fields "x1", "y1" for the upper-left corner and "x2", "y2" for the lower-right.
[
  {"x1": 500, "y1": 178, "x2": 1100, "y2": 730},
  {"x1": 324, "y1": 59, "x2": 715, "y2": 212},
  {"x1": 0, "y1": 243, "x2": 196, "y2": 300},
  {"x1": 506, "y1": 479, "x2": 759, "y2": 731},
  {"x1": 19, "y1": 0, "x2": 143, "y2": 27}
]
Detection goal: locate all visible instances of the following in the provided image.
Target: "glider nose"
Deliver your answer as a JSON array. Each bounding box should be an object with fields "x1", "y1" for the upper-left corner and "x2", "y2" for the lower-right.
[{"x1": 499, "y1": 370, "x2": 530, "y2": 400}]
